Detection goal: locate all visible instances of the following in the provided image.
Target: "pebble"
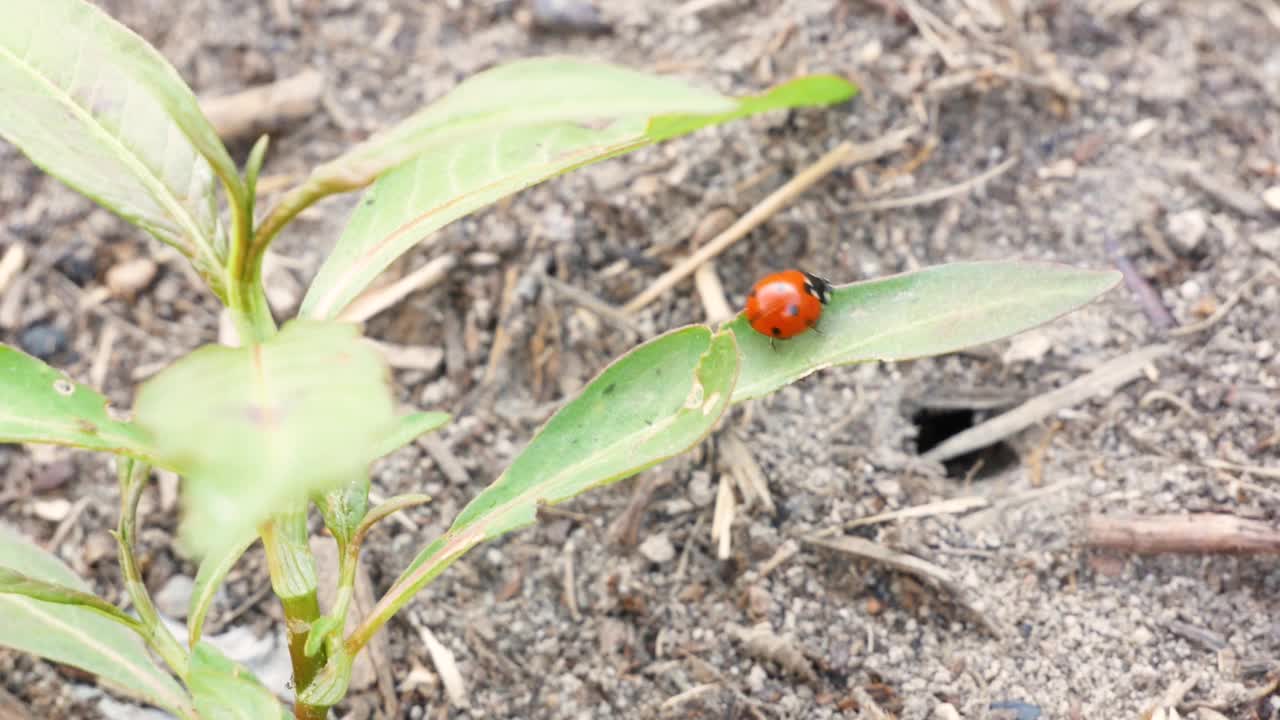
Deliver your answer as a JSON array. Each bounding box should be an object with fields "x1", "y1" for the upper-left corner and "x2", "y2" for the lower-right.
[
  {"x1": 30, "y1": 498, "x2": 71, "y2": 521},
  {"x1": 687, "y1": 471, "x2": 714, "y2": 507},
  {"x1": 19, "y1": 322, "x2": 68, "y2": 360},
  {"x1": 1167, "y1": 208, "x2": 1207, "y2": 254},
  {"x1": 105, "y1": 257, "x2": 157, "y2": 297},
  {"x1": 153, "y1": 575, "x2": 195, "y2": 619},
  {"x1": 637, "y1": 532, "x2": 675, "y2": 563},
  {"x1": 1262, "y1": 186, "x2": 1280, "y2": 213},
  {"x1": 525, "y1": 0, "x2": 610, "y2": 34},
  {"x1": 934, "y1": 703, "x2": 962, "y2": 720}
]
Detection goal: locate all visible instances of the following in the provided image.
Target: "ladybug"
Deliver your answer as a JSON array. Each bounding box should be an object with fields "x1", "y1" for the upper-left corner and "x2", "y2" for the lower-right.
[{"x1": 744, "y1": 269, "x2": 833, "y2": 342}]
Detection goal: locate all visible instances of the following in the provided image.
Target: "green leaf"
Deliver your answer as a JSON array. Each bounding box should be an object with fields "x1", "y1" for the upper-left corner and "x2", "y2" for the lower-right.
[
  {"x1": 187, "y1": 532, "x2": 258, "y2": 647},
  {"x1": 360, "y1": 327, "x2": 738, "y2": 641},
  {"x1": 646, "y1": 74, "x2": 857, "y2": 141},
  {"x1": 728, "y1": 261, "x2": 1122, "y2": 402},
  {"x1": 307, "y1": 57, "x2": 736, "y2": 195},
  {"x1": 375, "y1": 411, "x2": 451, "y2": 459},
  {"x1": 0, "y1": 525, "x2": 191, "y2": 715},
  {"x1": 316, "y1": 474, "x2": 369, "y2": 550},
  {"x1": 133, "y1": 320, "x2": 398, "y2": 557},
  {"x1": 0, "y1": 0, "x2": 240, "y2": 293},
  {"x1": 188, "y1": 642, "x2": 289, "y2": 720},
  {"x1": 0, "y1": 566, "x2": 143, "y2": 631},
  {"x1": 0, "y1": 344, "x2": 154, "y2": 460},
  {"x1": 299, "y1": 62, "x2": 856, "y2": 319}
]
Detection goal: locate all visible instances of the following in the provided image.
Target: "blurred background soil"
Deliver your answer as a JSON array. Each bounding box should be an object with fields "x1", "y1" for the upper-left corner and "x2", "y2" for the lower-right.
[{"x1": 1, "y1": 1, "x2": 1278, "y2": 718}]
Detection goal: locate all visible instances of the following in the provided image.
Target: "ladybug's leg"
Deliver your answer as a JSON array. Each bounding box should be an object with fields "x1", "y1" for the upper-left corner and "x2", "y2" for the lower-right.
[{"x1": 769, "y1": 336, "x2": 776, "y2": 351}]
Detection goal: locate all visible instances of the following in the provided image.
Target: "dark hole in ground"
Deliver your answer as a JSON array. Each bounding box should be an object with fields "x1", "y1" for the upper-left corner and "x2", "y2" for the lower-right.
[{"x1": 912, "y1": 408, "x2": 1020, "y2": 481}]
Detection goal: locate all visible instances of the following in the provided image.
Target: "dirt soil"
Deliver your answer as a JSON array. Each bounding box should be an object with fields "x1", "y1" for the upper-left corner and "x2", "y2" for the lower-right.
[{"x1": 2, "y1": 0, "x2": 1279, "y2": 718}]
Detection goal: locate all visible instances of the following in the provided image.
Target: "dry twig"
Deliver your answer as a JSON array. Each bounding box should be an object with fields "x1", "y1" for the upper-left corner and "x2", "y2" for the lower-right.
[
  {"x1": 1086, "y1": 514, "x2": 1280, "y2": 555},
  {"x1": 623, "y1": 129, "x2": 918, "y2": 314},
  {"x1": 845, "y1": 155, "x2": 1018, "y2": 213},
  {"x1": 337, "y1": 255, "x2": 457, "y2": 324},
  {"x1": 810, "y1": 496, "x2": 989, "y2": 538},
  {"x1": 802, "y1": 533, "x2": 1005, "y2": 638},
  {"x1": 922, "y1": 345, "x2": 1172, "y2": 463},
  {"x1": 200, "y1": 70, "x2": 325, "y2": 141}
]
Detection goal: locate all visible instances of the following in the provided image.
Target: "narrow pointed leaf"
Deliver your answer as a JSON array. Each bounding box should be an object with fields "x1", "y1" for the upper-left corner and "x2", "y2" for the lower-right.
[
  {"x1": 0, "y1": 567, "x2": 143, "y2": 630},
  {"x1": 359, "y1": 327, "x2": 738, "y2": 640},
  {"x1": 728, "y1": 261, "x2": 1122, "y2": 402},
  {"x1": 188, "y1": 642, "x2": 289, "y2": 720},
  {"x1": 0, "y1": 525, "x2": 191, "y2": 715},
  {"x1": 375, "y1": 411, "x2": 451, "y2": 459},
  {"x1": 0, "y1": 344, "x2": 154, "y2": 460},
  {"x1": 187, "y1": 532, "x2": 258, "y2": 647},
  {"x1": 0, "y1": 0, "x2": 239, "y2": 291},
  {"x1": 299, "y1": 64, "x2": 856, "y2": 319},
  {"x1": 306, "y1": 57, "x2": 737, "y2": 195},
  {"x1": 132, "y1": 321, "x2": 398, "y2": 557}
]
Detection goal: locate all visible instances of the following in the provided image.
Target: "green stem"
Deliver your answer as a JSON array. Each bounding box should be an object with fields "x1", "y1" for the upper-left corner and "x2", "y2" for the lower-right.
[
  {"x1": 250, "y1": 182, "x2": 331, "y2": 273},
  {"x1": 223, "y1": 149, "x2": 277, "y2": 344},
  {"x1": 115, "y1": 460, "x2": 188, "y2": 679},
  {"x1": 258, "y1": 508, "x2": 328, "y2": 715}
]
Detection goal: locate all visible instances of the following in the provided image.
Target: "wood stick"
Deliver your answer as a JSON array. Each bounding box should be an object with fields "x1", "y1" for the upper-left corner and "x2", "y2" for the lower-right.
[
  {"x1": 921, "y1": 344, "x2": 1171, "y2": 463},
  {"x1": 200, "y1": 70, "x2": 325, "y2": 141},
  {"x1": 1086, "y1": 513, "x2": 1280, "y2": 555},
  {"x1": 622, "y1": 129, "x2": 918, "y2": 315},
  {"x1": 337, "y1": 254, "x2": 457, "y2": 323}
]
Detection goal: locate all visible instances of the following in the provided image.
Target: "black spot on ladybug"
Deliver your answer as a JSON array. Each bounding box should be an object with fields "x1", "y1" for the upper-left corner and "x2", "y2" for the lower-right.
[
  {"x1": 771, "y1": 327, "x2": 782, "y2": 336},
  {"x1": 786, "y1": 303, "x2": 799, "y2": 317}
]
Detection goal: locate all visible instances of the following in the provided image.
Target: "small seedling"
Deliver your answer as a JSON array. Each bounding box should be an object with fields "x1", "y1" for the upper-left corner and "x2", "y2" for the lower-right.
[{"x1": 0, "y1": 1, "x2": 1119, "y2": 717}]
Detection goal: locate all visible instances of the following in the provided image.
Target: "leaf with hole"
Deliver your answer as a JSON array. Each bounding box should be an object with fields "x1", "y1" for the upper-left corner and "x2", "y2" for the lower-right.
[
  {"x1": 0, "y1": 0, "x2": 241, "y2": 292},
  {"x1": 354, "y1": 327, "x2": 739, "y2": 644},
  {"x1": 727, "y1": 261, "x2": 1122, "y2": 402},
  {"x1": 0, "y1": 344, "x2": 154, "y2": 460},
  {"x1": 0, "y1": 525, "x2": 191, "y2": 715},
  {"x1": 132, "y1": 320, "x2": 398, "y2": 557},
  {"x1": 298, "y1": 61, "x2": 856, "y2": 319}
]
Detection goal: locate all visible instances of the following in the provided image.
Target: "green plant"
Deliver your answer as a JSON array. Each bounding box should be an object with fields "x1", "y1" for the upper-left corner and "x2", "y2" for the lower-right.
[{"x1": 0, "y1": 1, "x2": 1119, "y2": 717}]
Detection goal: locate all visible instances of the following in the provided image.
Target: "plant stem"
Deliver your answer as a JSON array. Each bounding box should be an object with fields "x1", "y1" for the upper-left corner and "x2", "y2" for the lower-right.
[
  {"x1": 258, "y1": 507, "x2": 328, "y2": 713},
  {"x1": 115, "y1": 459, "x2": 188, "y2": 679},
  {"x1": 224, "y1": 163, "x2": 277, "y2": 344}
]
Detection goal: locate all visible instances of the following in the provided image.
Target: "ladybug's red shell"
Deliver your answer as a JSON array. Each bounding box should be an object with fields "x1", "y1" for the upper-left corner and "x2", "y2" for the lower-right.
[{"x1": 744, "y1": 270, "x2": 832, "y2": 340}]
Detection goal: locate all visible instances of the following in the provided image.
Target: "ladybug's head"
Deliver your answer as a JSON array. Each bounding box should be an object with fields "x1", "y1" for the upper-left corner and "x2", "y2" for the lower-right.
[{"x1": 800, "y1": 271, "x2": 833, "y2": 305}]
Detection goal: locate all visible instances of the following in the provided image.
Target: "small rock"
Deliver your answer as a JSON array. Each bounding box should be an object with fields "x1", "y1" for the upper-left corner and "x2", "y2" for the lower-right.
[
  {"x1": 83, "y1": 531, "x2": 117, "y2": 566},
  {"x1": 105, "y1": 257, "x2": 157, "y2": 297},
  {"x1": 1262, "y1": 186, "x2": 1280, "y2": 213},
  {"x1": 687, "y1": 471, "x2": 714, "y2": 507},
  {"x1": 1132, "y1": 626, "x2": 1154, "y2": 645},
  {"x1": 1127, "y1": 117, "x2": 1159, "y2": 142},
  {"x1": 1037, "y1": 158, "x2": 1077, "y2": 180},
  {"x1": 19, "y1": 322, "x2": 68, "y2": 360},
  {"x1": 153, "y1": 575, "x2": 195, "y2": 619},
  {"x1": 934, "y1": 703, "x2": 962, "y2": 720},
  {"x1": 638, "y1": 532, "x2": 676, "y2": 563},
  {"x1": 30, "y1": 498, "x2": 71, "y2": 521},
  {"x1": 31, "y1": 458, "x2": 75, "y2": 492},
  {"x1": 747, "y1": 664, "x2": 768, "y2": 692},
  {"x1": 989, "y1": 700, "x2": 1043, "y2": 720},
  {"x1": 744, "y1": 585, "x2": 771, "y2": 618},
  {"x1": 524, "y1": 0, "x2": 611, "y2": 34},
  {"x1": 1167, "y1": 209, "x2": 1208, "y2": 254},
  {"x1": 1002, "y1": 331, "x2": 1052, "y2": 365},
  {"x1": 157, "y1": 471, "x2": 180, "y2": 513}
]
